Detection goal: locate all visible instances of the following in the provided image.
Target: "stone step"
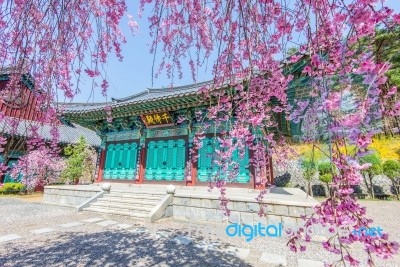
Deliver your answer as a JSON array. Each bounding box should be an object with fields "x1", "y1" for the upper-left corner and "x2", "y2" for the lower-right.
[
  {"x1": 103, "y1": 194, "x2": 163, "y2": 201},
  {"x1": 109, "y1": 190, "x2": 165, "y2": 197},
  {"x1": 95, "y1": 198, "x2": 159, "y2": 207},
  {"x1": 89, "y1": 202, "x2": 153, "y2": 212},
  {"x1": 83, "y1": 207, "x2": 148, "y2": 219},
  {"x1": 98, "y1": 206, "x2": 149, "y2": 215}
]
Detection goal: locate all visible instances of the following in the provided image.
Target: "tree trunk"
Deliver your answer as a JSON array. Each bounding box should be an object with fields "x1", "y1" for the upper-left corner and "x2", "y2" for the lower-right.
[
  {"x1": 325, "y1": 182, "x2": 330, "y2": 197},
  {"x1": 393, "y1": 179, "x2": 400, "y2": 200},
  {"x1": 369, "y1": 173, "x2": 375, "y2": 199},
  {"x1": 364, "y1": 173, "x2": 374, "y2": 199},
  {"x1": 307, "y1": 181, "x2": 313, "y2": 197}
]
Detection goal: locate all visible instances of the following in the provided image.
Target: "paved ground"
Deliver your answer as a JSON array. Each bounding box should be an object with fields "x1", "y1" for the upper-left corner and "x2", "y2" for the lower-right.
[{"x1": 0, "y1": 196, "x2": 399, "y2": 267}]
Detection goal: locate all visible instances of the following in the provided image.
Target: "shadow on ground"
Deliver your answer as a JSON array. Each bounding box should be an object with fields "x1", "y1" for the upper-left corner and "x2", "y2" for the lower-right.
[{"x1": 0, "y1": 229, "x2": 252, "y2": 267}]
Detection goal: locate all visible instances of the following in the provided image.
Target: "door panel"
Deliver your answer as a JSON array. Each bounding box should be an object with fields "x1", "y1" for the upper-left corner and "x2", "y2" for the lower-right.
[
  {"x1": 197, "y1": 137, "x2": 250, "y2": 183},
  {"x1": 103, "y1": 142, "x2": 138, "y2": 180},
  {"x1": 103, "y1": 144, "x2": 114, "y2": 179},
  {"x1": 145, "y1": 139, "x2": 186, "y2": 181}
]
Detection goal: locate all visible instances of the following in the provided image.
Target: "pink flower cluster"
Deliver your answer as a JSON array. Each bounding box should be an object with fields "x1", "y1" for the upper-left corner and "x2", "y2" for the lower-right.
[
  {"x1": 141, "y1": 0, "x2": 400, "y2": 265},
  {"x1": 10, "y1": 146, "x2": 66, "y2": 191}
]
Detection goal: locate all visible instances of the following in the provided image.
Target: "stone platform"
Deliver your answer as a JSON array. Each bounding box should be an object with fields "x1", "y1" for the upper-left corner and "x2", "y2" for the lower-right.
[
  {"x1": 43, "y1": 185, "x2": 101, "y2": 207},
  {"x1": 167, "y1": 186, "x2": 317, "y2": 224},
  {"x1": 43, "y1": 183, "x2": 318, "y2": 224}
]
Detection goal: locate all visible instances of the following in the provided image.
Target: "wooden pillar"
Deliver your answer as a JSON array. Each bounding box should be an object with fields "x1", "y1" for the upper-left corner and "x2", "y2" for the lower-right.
[
  {"x1": 254, "y1": 169, "x2": 265, "y2": 190},
  {"x1": 190, "y1": 159, "x2": 197, "y2": 186},
  {"x1": 137, "y1": 144, "x2": 145, "y2": 184},
  {"x1": 268, "y1": 156, "x2": 274, "y2": 186},
  {"x1": 96, "y1": 149, "x2": 106, "y2": 182},
  {"x1": 186, "y1": 131, "x2": 195, "y2": 186},
  {"x1": 254, "y1": 152, "x2": 274, "y2": 190}
]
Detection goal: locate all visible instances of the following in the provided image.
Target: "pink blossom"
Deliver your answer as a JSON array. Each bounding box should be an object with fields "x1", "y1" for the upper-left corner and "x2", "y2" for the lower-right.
[{"x1": 324, "y1": 92, "x2": 341, "y2": 111}]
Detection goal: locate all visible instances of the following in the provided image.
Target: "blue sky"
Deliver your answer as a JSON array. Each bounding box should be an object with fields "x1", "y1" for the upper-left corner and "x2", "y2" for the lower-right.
[
  {"x1": 69, "y1": 1, "x2": 400, "y2": 104},
  {"x1": 69, "y1": 1, "x2": 212, "y2": 104}
]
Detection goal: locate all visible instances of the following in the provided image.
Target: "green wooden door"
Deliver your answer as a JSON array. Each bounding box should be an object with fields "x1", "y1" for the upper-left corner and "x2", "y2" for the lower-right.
[
  {"x1": 103, "y1": 142, "x2": 138, "y2": 180},
  {"x1": 3, "y1": 159, "x2": 21, "y2": 183},
  {"x1": 232, "y1": 146, "x2": 250, "y2": 183},
  {"x1": 145, "y1": 139, "x2": 186, "y2": 181},
  {"x1": 127, "y1": 143, "x2": 138, "y2": 179},
  {"x1": 197, "y1": 137, "x2": 250, "y2": 183},
  {"x1": 197, "y1": 137, "x2": 218, "y2": 182}
]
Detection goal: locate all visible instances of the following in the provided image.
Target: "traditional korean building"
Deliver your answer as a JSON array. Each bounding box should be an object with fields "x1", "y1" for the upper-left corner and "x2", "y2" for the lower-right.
[
  {"x1": 61, "y1": 80, "x2": 303, "y2": 189},
  {"x1": 0, "y1": 67, "x2": 101, "y2": 183}
]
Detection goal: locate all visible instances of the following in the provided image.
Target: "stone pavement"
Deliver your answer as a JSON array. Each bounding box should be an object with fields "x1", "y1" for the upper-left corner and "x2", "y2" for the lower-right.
[
  {"x1": 0, "y1": 215, "x2": 325, "y2": 267},
  {"x1": 2, "y1": 198, "x2": 399, "y2": 266}
]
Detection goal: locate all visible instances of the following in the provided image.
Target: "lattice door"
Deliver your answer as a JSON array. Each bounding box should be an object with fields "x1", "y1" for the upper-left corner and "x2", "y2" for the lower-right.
[
  {"x1": 145, "y1": 139, "x2": 186, "y2": 181},
  {"x1": 197, "y1": 137, "x2": 250, "y2": 183},
  {"x1": 103, "y1": 142, "x2": 138, "y2": 180}
]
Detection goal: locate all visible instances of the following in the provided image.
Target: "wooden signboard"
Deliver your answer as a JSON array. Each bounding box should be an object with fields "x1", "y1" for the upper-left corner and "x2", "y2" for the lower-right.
[{"x1": 141, "y1": 112, "x2": 174, "y2": 128}]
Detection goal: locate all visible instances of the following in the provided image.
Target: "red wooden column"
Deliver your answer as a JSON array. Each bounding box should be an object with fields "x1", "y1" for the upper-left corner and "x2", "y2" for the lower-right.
[
  {"x1": 186, "y1": 132, "x2": 195, "y2": 186},
  {"x1": 254, "y1": 153, "x2": 274, "y2": 189},
  {"x1": 137, "y1": 147, "x2": 145, "y2": 184},
  {"x1": 96, "y1": 149, "x2": 106, "y2": 182},
  {"x1": 189, "y1": 159, "x2": 197, "y2": 186},
  {"x1": 268, "y1": 156, "x2": 274, "y2": 185}
]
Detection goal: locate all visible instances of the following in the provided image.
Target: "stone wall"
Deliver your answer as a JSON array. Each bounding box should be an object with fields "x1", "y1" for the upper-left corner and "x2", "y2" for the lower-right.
[
  {"x1": 43, "y1": 185, "x2": 101, "y2": 207},
  {"x1": 165, "y1": 194, "x2": 314, "y2": 225},
  {"x1": 273, "y1": 159, "x2": 394, "y2": 196}
]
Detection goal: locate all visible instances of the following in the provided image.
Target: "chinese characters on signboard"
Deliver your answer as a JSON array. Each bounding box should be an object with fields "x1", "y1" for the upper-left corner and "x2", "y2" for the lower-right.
[{"x1": 141, "y1": 112, "x2": 174, "y2": 127}]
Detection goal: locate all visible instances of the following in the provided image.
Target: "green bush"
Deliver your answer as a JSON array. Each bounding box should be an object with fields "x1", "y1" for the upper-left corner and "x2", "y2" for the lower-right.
[
  {"x1": 383, "y1": 160, "x2": 400, "y2": 180},
  {"x1": 301, "y1": 160, "x2": 317, "y2": 180},
  {"x1": 361, "y1": 152, "x2": 383, "y2": 175},
  {"x1": 383, "y1": 159, "x2": 400, "y2": 200},
  {"x1": 301, "y1": 160, "x2": 316, "y2": 171},
  {"x1": 320, "y1": 173, "x2": 333, "y2": 184},
  {"x1": 318, "y1": 162, "x2": 332, "y2": 175},
  {"x1": 300, "y1": 159, "x2": 316, "y2": 197},
  {"x1": 317, "y1": 162, "x2": 334, "y2": 197},
  {"x1": 0, "y1": 182, "x2": 26, "y2": 194},
  {"x1": 360, "y1": 152, "x2": 383, "y2": 199},
  {"x1": 61, "y1": 136, "x2": 97, "y2": 184}
]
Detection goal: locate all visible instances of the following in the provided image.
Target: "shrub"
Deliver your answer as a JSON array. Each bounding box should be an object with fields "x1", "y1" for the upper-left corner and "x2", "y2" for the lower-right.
[
  {"x1": 301, "y1": 159, "x2": 316, "y2": 171},
  {"x1": 318, "y1": 162, "x2": 334, "y2": 196},
  {"x1": 383, "y1": 160, "x2": 400, "y2": 179},
  {"x1": 302, "y1": 160, "x2": 317, "y2": 180},
  {"x1": 318, "y1": 162, "x2": 332, "y2": 175},
  {"x1": 320, "y1": 173, "x2": 333, "y2": 184},
  {"x1": 360, "y1": 152, "x2": 383, "y2": 198},
  {"x1": 369, "y1": 136, "x2": 400, "y2": 160},
  {"x1": 361, "y1": 152, "x2": 383, "y2": 176},
  {"x1": 61, "y1": 136, "x2": 97, "y2": 184},
  {"x1": 0, "y1": 182, "x2": 26, "y2": 194},
  {"x1": 291, "y1": 143, "x2": 327, "y2": 161},
  {"x1": 383, "y1": 159, "x2": 400, "y2": 199},
  {"x1": 301, "y1": 159, "x2": 316, "y2": 196}
]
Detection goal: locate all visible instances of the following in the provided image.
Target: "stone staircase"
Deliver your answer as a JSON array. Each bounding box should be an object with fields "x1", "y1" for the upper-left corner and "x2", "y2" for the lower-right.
[{"x1": 83, "y1": 188, "x2": 166, "y2": 219}]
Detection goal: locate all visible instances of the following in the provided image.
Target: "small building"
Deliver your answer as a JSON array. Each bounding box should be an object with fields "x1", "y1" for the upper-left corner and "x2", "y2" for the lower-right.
[
  {"x1": 61, "y1": 81, "x2": 298, "y2": 188},
  {"x1": 0, "y1": 68, "x2": 101, "y2": 183}
]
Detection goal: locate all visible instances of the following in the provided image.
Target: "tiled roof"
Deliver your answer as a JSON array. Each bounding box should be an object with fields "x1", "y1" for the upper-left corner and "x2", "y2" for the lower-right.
[
  {"x1": 0, "y1": 66, "x2": 14, "y2": 76},
  {"x1": 61, "y1": 80, "x2": 212, "y2": 114},
  {"x1": 0, "y1": 118, "x2": 101, "y2": 147}
]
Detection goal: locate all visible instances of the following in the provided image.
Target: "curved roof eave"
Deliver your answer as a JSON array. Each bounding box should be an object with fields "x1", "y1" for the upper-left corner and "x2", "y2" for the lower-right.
[{"x1": 63, "y1": 85, "x2": 206, "y2": 115}]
